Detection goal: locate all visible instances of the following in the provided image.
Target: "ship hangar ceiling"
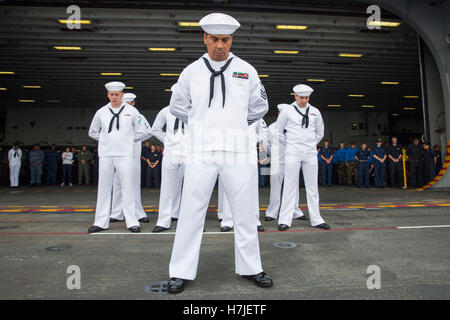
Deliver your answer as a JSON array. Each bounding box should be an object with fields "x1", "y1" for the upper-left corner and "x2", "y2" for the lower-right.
[{"x1": 0, "y1": 0, "x2": 423, "y2": 118}]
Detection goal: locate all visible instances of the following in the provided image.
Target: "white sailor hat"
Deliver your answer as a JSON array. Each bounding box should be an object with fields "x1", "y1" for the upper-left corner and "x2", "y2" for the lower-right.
[
  {"x1": 105, "y1": 81, "x2": 125, "y2": 92},
  {"x1": 123, "y1": 93, "x2": 136, "y2": 103},
  {"x1": 199, "y1": 13, "x2": 241, "y2": 35},
  {"x1": 293, "y1": 84, "x2": 314, "y2": 97},
  {"x1": 277, "y1": 103, "x2": 290, "y2": 112}
]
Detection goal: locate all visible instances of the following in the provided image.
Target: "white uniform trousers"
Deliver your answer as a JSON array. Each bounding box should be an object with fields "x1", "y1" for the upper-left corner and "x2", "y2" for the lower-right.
[
  {"x1": 9, "y1": 164, "x2": 21, "y2": 187},
  {"x1": 110, "y1": 158, "x2": 147, "y2": 221},
  {"x1": 265, "y1": 162, "x2": 304, "y2": 219},
  {"x1": 278, "y1": 153, "x2": 325, "y2": 227},
  {"x1": 155, "y1": 153, "x2": 184, "y2": 229},
  {"x1": 169, "y1": 151, "x2": 263, "y2": 280},
  {"x1": 218, "y1": 164, "x2": 262, "y2": 228},
  {"x1": 94, "y1": 156, "x2": 139, "y2": 229}
]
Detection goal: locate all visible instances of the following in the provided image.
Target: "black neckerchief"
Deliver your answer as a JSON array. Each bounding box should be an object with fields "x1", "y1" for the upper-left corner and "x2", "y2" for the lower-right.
[
  {"x1": 202, "y1": 57, "x2": 233, "y2": 108},
  {"x1": 173, "y1": 118, "x2": 185, "y2": 134},
  {"x1": 108, "y1": 105, "x2": 125, "y2": 133},
  {"x1": 293, "y1": 105, "x2": 309, "y2": 128}
]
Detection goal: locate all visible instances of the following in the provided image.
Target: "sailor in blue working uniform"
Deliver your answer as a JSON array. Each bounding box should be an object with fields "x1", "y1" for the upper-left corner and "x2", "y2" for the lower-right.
[
  {"x1": 355, "y1": 143, "x2": 371, "y2": 188},
  {"x1": 45, "y1": 144, "x2": 60, "y2": 185},
  {"x1": 372, "y1": 138, "x2": 387, "y2": 188},
  {"x1": 423, "y1": 142, "x2": 436, "y2": 184},
  {"x1": 319, "y1": 140, "x2": 333, "y2": 187},
  {"x1": 387, "y1": 136, "x2": 403, "y2": 188},
  {"x1": 406, "y1": 137, "x2": 424, "y2": 188}
]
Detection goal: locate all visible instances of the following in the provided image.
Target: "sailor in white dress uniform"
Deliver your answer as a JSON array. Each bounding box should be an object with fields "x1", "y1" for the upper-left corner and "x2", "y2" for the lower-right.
[
  {"x1": 110, "y1": 93, "x2": 151, "y2": 224},
  {"x1": 151, "y1": 103, "x2": 188, "y2": 232},
  {"x1": 165, "y1": 13, "x2": 273, "y2": 293},
  {"x1": 276, "y1": 84, "x2": 330, "y2": 231},
  {"x1": 265, "y1": 104, "x2": 306, "y2": 221},
  {"x1": 88, "y1": 82, "x2": 152, "y2": 233},
  {"x1": 8, "y1": 144, "x2": 22, "y2": 187}
]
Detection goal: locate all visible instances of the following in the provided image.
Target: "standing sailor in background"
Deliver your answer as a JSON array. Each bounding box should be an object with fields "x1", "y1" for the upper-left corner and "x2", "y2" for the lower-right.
[
  {"x1": 320, "y1": 140, "x2": 333, "y2": 187},
  {"x1": 166, "y1": 13, "x2": 272, "y2": 293},
  {"x1": 265, "y1": 104, "x2": 306, "y2": 222},
  {"x1": 372, "y1": 138, "x2": 387, "y2": 188},
  {"x1": 151, "y1": 102, "x2": 188, "y2": 233},
  {"x1": 88, "y1": 82, "x2": 151, "y2": 233},
  {"x1": 276, "y1": 84, "x2": 330, "y2": 231},
  {"x1": 8, "y1": 143, "x2": 22, "y2": 188},
  {"x1": 217, "y1": 118, "x2": 268, "y2": 233},
  {"x1": 110, "y1": 93, "x2": 151, "y2": 224}
]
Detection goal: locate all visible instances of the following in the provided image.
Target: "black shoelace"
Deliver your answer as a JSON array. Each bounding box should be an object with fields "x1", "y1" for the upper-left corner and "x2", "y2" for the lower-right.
[{"x1": 203, "y1": 57, "x2": 233, "y2": 108}]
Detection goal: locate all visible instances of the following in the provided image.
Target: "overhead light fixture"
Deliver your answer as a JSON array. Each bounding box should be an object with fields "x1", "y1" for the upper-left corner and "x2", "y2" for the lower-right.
[
  {"x1": 392, "y1": 113, "x2": 399, "y2": 116},
  {"x1": 0, "y1": 88, "x2": 7, "y2": 91},
  {"x1": 258, "y1": 74, "x2": 270, "y2": 78},
  {"x1": 381, "y1": 81, "x2": 399, "y2": 85},
  {"x1": 348, "y1": 94, "x2": 365, "y2": 97},
  {"x1": 160, "y1": 73, "x2": 180, "y2": 76},
  {"x1": 53, "y1": 46, "x2": 82, "y2": 50},
  {"x1": 361, "y1": 105, "x2": 375, "y2": 108},
  {"x1": 290, "y1": 93, "x2": 295, "y2": 95},
  {"x1": 58, "y1": 19, "x2": 91, "y2": 25},
  {"x1": 328, "y1": 104, "x2": 342, "y2": 107},
  {"x1": 46, "y1": 100, "x2": 61, "y2": 103},
  {"x1": 274, "y1": 50, "x2": 299, "y2": 54},
  {"x1": 404, "y1": 95, "x2": 419, "y2": 99},
  {"x1": 18, "y1": 99, "x2": 35, "y2": 103},
  {"x1": 149, "y1": 48, "x2": 176, "y2": 52},
  {"x1": 368, "y1": 21, "x2": 401, "y2": 27},
  {"x1": 339, "y1": 53, "x2": 363, "y2": 58},
  {"x1": 164, "y1": 89, "x2": 172, "y2": 92},
  {"x1": 178, "y1": 22, "x2": 200, "y2": 27},
  {"x1": 23, "y1": 85, "x2": 42, "y2": 89},
  {"x1": 403, "y1": 107, "x2": 416, "y2": 110},
  {"x1": 0, "y1": 71, "x2": 15, "y2": 74},
  {"x1": 276, "y1": 25, "x2": 308, "y2": 30},
  {"x1": 100, "y1": 73, "x2": 122, "y2": 76},
  {"x1": 307, "y1": 79, "x2": 326, "y2": 82},
  {"x1": 125, "y1": 86, "x2": 134, "y2": 90}
]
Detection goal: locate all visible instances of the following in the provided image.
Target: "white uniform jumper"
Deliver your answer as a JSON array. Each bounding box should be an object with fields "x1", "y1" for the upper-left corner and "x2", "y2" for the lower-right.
[
  {"x1": 88, "y1": 102, "x2": 151, "y2": 229},
  {"x1": 8, "y1": 148, "x2": 22, "y2": 187},
  {"x1": 168, "y1": 52, "x2": 268, "y2": 280},
  {"x1": 110, "y1": 113, "x2": 151, "y2": 221},
  {"x1": 277, "y1": 102, "x2": 325, "y2": 227},
  {"x1": 217, "y1": 119, "x2": 268, "y2": 228},
  {"x1": 152, "y1": 106, "x2": 188, "y2": 229},
  {"x1": 265, "y1": 121, "x2": 304, "y2": 219}
]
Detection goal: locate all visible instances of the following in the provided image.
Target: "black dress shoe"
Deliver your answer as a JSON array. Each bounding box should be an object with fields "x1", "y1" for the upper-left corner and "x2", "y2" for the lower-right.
[
  {"x1": 221, "y1": 226, "x2": 233, "y2": 232},
  {"x1": 88, "y1": 226, "x2": 107, "y2": 233},
  {"x1": 314, "y1": 223, "x2": 330, "y2": 230},
  {"x1": 257, "y1": 225, "x2": 265, "y2": 232},
  {"x1": 109, "y1": 218, "x2": 123, "y2": 223},
  {"x1": 218, "y1": 219, "x2": 222, "y2": 223},
  {"x1": 278, "y1": 224, "x2": 289, "y2": 231},
  {"x1": 128, "y1": 226, "x2": 141, "y2": 233},
  {"x1": 295, "y1": 215, "x2": 308, "y2": 221},
  {"x1": 242, "y1": 272, "x2": 273, "y2": 288},
  {"x1": 152, "y1": 225, "x2": 169, "y2": 233},
  {"x1": 265, "y1": 216, "x2": 276, "y2": 221},
  {"x1": 171, "y1": 217, "x2": 178, "y2": 222},
  {"x1": 139, "y1": 216, "x2": 150, "y2": 223},
  {"x1": 167, "y1": 278, "x2": 188, "y2": 294}
]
